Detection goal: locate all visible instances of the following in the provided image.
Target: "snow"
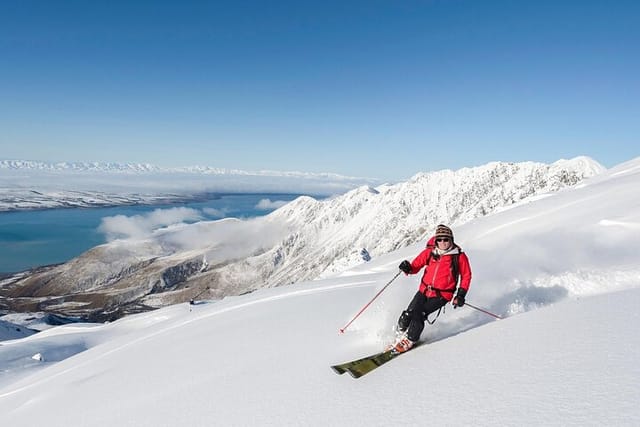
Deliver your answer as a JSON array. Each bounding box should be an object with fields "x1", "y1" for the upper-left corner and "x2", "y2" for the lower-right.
[
  {"x1": 0, "y1": 320, "x2": 36, "y2": 342},
  {"x1": 1, "y1": 157, "x2": 639, "y2": 426}
]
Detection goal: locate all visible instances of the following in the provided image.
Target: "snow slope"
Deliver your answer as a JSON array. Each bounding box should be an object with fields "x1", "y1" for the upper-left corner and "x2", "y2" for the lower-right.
[
  {"x1": 0, "y1": 157, "x2": 639, "y2": 426},
  {"x1": 0, "y1": 320, "x2": 35, "y2": 342}
]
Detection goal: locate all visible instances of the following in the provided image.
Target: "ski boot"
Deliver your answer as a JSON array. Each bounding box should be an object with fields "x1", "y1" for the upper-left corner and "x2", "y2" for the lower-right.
[
  {"x1": 391, "y1": 335, "x2": 415, "y2": 354},
  {"x1": 385, "y1": 332, "x2": 415, "y2": 354}
]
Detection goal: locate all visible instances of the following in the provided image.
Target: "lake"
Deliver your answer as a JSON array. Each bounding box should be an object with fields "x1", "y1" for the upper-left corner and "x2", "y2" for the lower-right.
[{"x1": 0, "y1": 193, "x2": 307, "y2": 274}]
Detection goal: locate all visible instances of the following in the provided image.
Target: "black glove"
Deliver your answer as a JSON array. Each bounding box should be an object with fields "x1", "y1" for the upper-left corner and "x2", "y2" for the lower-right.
[
  {"x1": 399, "y1": 260, "x2": 412, "y2": 274},
  {"x1": 453, "y1": 288, "x2": 467, "y2": 308}
]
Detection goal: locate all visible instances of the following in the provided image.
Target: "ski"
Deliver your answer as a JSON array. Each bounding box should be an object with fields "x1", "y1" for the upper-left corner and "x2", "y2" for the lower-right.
[
  {"x1": 331, "y1": 349, "x2": 398, "y2": 378},
  {"x1": 331, "y1": 342, "x2": 422, "y2": 379}
]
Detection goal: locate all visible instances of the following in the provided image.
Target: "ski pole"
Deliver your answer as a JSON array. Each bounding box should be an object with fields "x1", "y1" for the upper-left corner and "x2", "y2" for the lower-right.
[
  {"x1": 190, "y1": 286, "x2": 210, "y2": 306},
  {"x1": 339, "y1": 271, "x2": 402, "y2": 334},
  {"x1": 465, "y1": 302, "x2": 503, "y2": 320}
]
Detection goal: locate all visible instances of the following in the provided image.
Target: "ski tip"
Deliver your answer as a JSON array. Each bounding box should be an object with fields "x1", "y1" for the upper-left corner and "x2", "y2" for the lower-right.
[
  {"x1": 331, "y1": 366, "x2": 346, "y2": 375},
  {"x1": 338, "y1": 328, "x2": 345, "y2": 334}
]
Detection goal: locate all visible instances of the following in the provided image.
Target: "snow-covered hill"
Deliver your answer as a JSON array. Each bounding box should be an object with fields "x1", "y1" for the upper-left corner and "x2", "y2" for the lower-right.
[
  {"x1": 0, "y1": 157, "x2": 638, "y2": 426},
  {"x1": 0, "y1": 157, "x2": 604, "y2": 320}
]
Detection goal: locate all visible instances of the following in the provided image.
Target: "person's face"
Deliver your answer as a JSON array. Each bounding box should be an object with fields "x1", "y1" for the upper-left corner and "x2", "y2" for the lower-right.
[{"x1": 436, "y1": 237, "x2": 452, "y2": 250}]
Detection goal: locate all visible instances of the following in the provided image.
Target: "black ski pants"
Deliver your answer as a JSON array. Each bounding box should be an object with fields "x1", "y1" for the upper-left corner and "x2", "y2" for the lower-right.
[{"x1": 397, "y1": 291, "x2": 447, "y2": 342}]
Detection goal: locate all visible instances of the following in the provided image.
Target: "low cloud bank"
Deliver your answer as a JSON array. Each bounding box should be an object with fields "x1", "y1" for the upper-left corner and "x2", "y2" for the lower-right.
[
  {"x1": 97, "y1": 206, "x2": 293, "y2": 265},
  {"x1": 255, "y1": 199, "x2": 290, "y2": 210},
  {"x1": 98, "y1": 208, "x2": 203, "y2": 241}
]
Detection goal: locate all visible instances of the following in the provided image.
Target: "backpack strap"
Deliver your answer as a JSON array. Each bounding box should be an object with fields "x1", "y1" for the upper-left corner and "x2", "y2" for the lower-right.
[
  {"x1": 451, "y1": 249, "x2": 460, "y2": 286},
  {"x1": 425, "y1": 305, "x2": 446, "y2": 325}
]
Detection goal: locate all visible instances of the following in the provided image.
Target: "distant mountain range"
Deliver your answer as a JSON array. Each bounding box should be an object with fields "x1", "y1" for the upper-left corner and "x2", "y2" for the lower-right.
[
  {"x1": 0, "y1": 157, "x2": 605, "y2": 321},
  {"x1": 0, "y1": 159, "x2": 373, "y2": 179},
  {"x1": 0, "y1": 159, "x2": 382, "y2": 206},
  {"x1": 0, "y1": 160, "x2": 163, "y2": 173}
]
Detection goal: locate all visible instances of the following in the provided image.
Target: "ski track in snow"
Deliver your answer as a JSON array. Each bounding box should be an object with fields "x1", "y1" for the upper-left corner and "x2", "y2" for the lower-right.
[
  {"x1": 599, "y1": 219, "x2": 640, "y2": 230},
  {"x1": 474, "y1": 192, "x2": 603, "y2": 240},
  {"x1": 0, "y1": 277, "x2": 378, "y2": 397}
]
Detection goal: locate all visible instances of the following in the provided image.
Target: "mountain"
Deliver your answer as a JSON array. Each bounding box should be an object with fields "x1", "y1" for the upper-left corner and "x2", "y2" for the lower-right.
[
  {"x1": 0, "y1": 157, "x2": 605, "y2": 321},
  {"x1": 0, "y1": 157, "x2": 638, "y2": 426}
]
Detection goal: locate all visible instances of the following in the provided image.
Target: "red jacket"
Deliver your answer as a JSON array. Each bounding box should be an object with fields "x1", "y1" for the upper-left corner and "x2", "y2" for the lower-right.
[{"x1": 406, "y1": 236, "x2": 472, "y2": 301}]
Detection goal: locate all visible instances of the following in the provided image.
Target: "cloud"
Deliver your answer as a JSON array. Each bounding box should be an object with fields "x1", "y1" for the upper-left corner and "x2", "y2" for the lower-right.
[
  {"x1": 98, "y1": 207, "x2": 203, "y2": 241},
  {"x1": 156, "y1": 216, "x2": 292, "y2": 263},
  {"x1": 202, "y1": 207, "x2": 225, "y2": 218},
  {"x1": 255, "y1": 198, "x2": 289, "y2": 210}
]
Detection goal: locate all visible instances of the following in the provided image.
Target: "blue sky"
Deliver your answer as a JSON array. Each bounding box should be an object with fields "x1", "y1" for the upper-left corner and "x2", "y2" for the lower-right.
[{"x1": 1, "y1": 0, "x2": 638, "y2": 181}]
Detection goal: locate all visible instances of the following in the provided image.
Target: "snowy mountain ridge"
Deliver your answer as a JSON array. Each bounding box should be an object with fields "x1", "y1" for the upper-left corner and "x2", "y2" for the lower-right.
[
  {"x1": 0, "y1": 157, "x2": 605, "y2": 321},
  {"x1": 260, "y1": 156, "x2": 605, "y2": 281}
]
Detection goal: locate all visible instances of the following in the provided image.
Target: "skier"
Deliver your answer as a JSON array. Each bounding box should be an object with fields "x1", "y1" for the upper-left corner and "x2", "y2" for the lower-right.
[{"x1": 391, "y1": 224, "x2": 472, "y2": 353}]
